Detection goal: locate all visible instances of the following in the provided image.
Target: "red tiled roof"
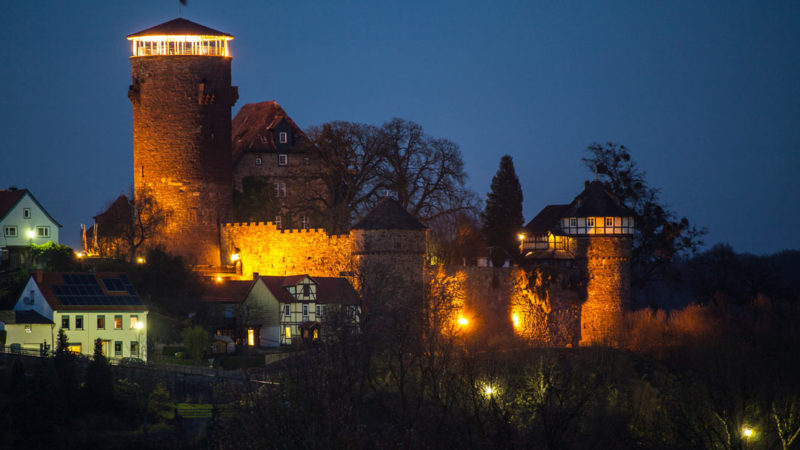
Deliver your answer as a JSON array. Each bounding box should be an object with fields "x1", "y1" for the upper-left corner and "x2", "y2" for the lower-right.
[
  {"x1": 260, "y1": 275, "x2": 359, "y2": 305},
  {"x1": 0, "y1": 188, "x2": 62, "y2": 227},
  {"x1": 200, "y1": 280, "x2": 257, "y2": 303},
  {"x1": 127, "y1": 18, "x2": 232, "y2": 38},
  {"x1": 231, "y1": 101, "x2": 307, "y2": 162}
]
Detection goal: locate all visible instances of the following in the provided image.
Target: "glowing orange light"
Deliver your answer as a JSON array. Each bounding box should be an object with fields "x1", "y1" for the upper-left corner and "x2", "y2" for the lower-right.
[
  {"x1": 518, "y1": 233, "x2": 525, "y2": 241},
  {"x1": 512, "y1": 313, "x2": 520, "y2": 328},
  {"x1": 743, "y1": 427, "x2": 754, "y2": 438},
  {"x1": 457, "y1": 316, "x2": 469, "y2": 326},
  {"x1": 230, "y1": 253, "x2": 240, "y2": 262},
  {"x1": 75, "y1": 252, "x2": 84, "y2": 259},
  {"x1": 136, "y1": 257, "x2": 145, "y2": 264}
]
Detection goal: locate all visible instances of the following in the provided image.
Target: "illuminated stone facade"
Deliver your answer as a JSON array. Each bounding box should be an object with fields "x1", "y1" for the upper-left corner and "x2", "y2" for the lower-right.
[
  {"x1": 128, "y1": 19, "x2": 238, "y2": 266},
  {"x1": 221, "y1": 222, "x2": 351, "y2": 279}
]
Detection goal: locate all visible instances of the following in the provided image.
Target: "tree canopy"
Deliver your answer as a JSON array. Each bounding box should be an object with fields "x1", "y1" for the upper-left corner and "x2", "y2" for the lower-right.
[
  {"x1": 481, "y1": 155, "x2": 524, "y2": 263},
  {"x1": 583, "y1": 142, "x2": 705, "y2": 287}
]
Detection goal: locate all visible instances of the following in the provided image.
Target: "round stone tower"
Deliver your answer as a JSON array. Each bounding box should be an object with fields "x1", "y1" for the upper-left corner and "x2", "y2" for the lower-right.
[
  {"x1": 127, "y1": 18, "x2": 238, "y2": 265},
  {"x1": 349, "y1": 198, "x2": 427, "y2": 313}
]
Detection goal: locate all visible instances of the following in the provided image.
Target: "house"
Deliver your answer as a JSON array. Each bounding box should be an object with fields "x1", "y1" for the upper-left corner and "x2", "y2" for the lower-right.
[
  {"x1": 3, "y1": 271, "x2": 149, "y2": 360},
  {"x1": 231, "y1": 101, "x2": 320, "y2": 229},
  {"x1": 0, "y1": 188, "x2": 62, "y2": 268},
  {"x1": 202, "y1": 273, "x2": 360, "y2": 348}
]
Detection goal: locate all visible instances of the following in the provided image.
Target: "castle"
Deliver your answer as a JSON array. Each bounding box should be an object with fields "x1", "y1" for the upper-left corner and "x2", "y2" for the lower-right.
[{"x1": 125, "y1": 18, "x2": 632, "y2": 346}]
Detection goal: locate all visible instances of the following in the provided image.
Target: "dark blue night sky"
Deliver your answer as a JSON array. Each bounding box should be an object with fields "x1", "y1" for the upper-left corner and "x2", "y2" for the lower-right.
[{"x1": 1, "y1": 1, "x2": 798, "y2": 254}]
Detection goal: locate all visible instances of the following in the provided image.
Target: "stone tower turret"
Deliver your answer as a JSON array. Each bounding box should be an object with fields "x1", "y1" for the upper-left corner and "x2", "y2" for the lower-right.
[
  {"x1": 522, "y1": 180, "x2": 634, "y2": 346},
  {"x1": 349, "y1": 198, "x2": 427, "y2": 312},
  {"x1": 127, "y1": 18, "x2": 238, "y2": 265}
]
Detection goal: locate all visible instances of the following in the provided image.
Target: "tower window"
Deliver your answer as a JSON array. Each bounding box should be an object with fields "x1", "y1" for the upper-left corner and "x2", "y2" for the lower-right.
[
  {"x1": 274, "y1": 216, "x2": 282, "y2": 229},
  {"x1": 300, "y1": 215, "x2": 309, "y2": 229},
  {"x1": 279, "y1": 132, "x2": 288, "y2": 144},
  {"x1": 278, "y1": 154, "x2": 288, "y2": 166},
  {"x1": 255, "y1": 156, "x2": 262, "y2": 166}
]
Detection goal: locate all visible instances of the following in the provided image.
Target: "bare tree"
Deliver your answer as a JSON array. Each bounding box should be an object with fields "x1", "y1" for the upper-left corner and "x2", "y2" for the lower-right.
[{"x1": 92, "y1": 186, "x2": 167, "y2": 262}]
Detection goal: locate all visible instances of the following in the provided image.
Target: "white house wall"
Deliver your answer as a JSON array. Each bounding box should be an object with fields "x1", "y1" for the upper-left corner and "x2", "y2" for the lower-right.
[
  {"x1": 0, "y1": 192, "x2": 60, "y2": 248},
  {"x1": 13, "y1": 278, "x2": 53, "y2": 319}
]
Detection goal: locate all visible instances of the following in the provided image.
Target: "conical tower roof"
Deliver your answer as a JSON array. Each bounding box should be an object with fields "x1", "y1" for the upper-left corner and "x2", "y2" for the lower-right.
[
  {"x1": 127, "y1": 18, "x2": 233, "y2": 38},
  {"x1": 351, "y1": 198, "x2": 426, "y2": 231}
]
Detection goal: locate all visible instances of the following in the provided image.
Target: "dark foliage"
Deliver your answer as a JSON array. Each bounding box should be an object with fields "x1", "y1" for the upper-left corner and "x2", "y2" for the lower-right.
[
  {"x1": 233, "y1": 175, "x2": 282, "y2": 224},
  {"x1": 482, "y1": 155, "x2": 524, "y2": 261},
  {"x1": 84, "y1": 338, "x2": 114, "y2": 411},
  {"x1": 583, "y1": 143, "x2": 706, "y2": 288}
]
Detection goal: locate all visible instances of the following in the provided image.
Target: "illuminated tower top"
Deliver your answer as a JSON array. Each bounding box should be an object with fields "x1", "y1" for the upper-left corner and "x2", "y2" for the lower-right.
[{"x1": 127, "y1": 18, "x2": 233, "y2": 57}]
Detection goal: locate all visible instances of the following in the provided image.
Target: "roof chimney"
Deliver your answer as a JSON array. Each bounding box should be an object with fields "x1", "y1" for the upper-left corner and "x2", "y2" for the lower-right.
[
  {"x1": 35, "y1": 269, "x2": 43, "y2": 283},
  {"x1": 584, "y1": 180, "x2": 590, "y2": 190}
]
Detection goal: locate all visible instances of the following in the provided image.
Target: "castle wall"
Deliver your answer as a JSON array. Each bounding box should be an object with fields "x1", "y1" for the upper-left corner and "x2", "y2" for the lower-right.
[
  {"x1": 220, "y1": 222, "x2": 351, "y2": 279},
  {"x1": 575, "y1": 236, "x2": 632, "y2": 346},
  {"x1": 130, "y1": 56, "x2": 237, "y2": 265}
]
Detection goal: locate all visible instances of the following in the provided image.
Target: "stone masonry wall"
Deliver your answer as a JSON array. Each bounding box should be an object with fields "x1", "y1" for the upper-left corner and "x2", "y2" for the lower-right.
[
  {"x1": 575, "y1": 236, "x2": 632, "y2": 346},
  {"x1": 131, "y1": 55, "x2": 237, "y2": 265},
  {"x1": 220, "y1": 222, "x2": 351, "y2": 279}
]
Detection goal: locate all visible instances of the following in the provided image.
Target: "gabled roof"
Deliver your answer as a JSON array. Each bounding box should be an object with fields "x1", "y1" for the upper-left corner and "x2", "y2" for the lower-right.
[
  {"x1": 0, "y1": 188, "x2": 62, "y2": 227},
  {"x1": 0, "y1": 309, "x2": 53, "y2": 325},
  {"x1": 231, "y1": 101, "x2": 308, "y2": 162},
  {"x1": 351, "y1": 198, "x2": 426, "y2": 231},
  {"x1": 200, "y1": 279, "x2": 258, "y2": 304},
  {"x1": 524, "y1": 181, "x2": 633, "y2": 235},
  {"x1": 29, "y1": 272, "x2": 146, "y2": 312},
  {"x1": 127, "y1": 18, "x2": 232, "y2": 38},
  {"x1": 564, "y1": 181, "x2": 634, "y2": 217},
  {"x1": 524, "y1": 204, "x2": 570, "y2": 235},
  {"x1": 90, "y1": 194, "x2": 131, "y2": 236},
  {"x1": 260, "y1": 275, "x2": 359, "y2": 305}
]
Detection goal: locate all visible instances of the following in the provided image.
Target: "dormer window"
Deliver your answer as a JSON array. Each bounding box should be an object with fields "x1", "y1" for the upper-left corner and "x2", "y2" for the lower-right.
[
  {"x1": 279, "y1": 132, "x2": 288, "y2": 144},
  {"x1": 255, "y1": 156, "x2": 262, "y2": 166},
  {"x1": 259, "y1": 134, "x2": 267, "y2": 144},
  {"x1": 278, "y1": 154, "x2": 288, "y2": 166}
]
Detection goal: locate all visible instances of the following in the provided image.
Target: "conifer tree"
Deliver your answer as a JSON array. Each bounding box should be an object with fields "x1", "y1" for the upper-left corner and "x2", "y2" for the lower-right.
[{"x1": 482, "y1": 155, "x2": 524, "y2": 264}]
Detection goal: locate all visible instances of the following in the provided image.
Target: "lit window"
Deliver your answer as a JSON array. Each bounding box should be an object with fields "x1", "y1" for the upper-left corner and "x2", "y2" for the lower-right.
[
  {"x1": 284, "y1": 304, "x2": 290, "y2": 317},
  {"x1": 97, "y1": 316, "x2": 105, "y2": 329},
  {"x1": 587, "y1": 218, "x2": 595, "y2": 227},
  {"x1": 114, "y1": 341, "x2": 123, "y2": 357},
  {"x1": 279, "y1": 132, "x2": 288, "y2": 144},
  {"x1": 36, "y1": 226, "x2": 50, "y2": 237},
  {"x1": 75, "y1": 316, "x2": 83, "y2": 330},
  {"x1": 62, "y1": 316, "x2": 70, "y2": 329},
  {"x1": 606, "y1": 217, "x2": 614, "y2": 227},
  {"x1": 114, "y1": 315, "x2": 122, "y2": 329},
  {"x1": 302, "y1": 304, "x2": 309, "y2": 318},
  {"x1": 313, "y1": 329, "x2": 319, "y2": 340},
  {"x1": 278, "y1": 154, "x2": 288, "y2": 166},
  {"x1": 23, "y1": 208, "x2": 31, "y2": 219},
  {"x1": 255, "y1": 156, "x2": 263, "y2": 166},
  {"x1": 67, "y1": 344, "x2": 81, "y2": 354},
  {"x1": 569, "y1": 218, "x2": 577, "y2": 227},
  {"x1": 285, "y1": 327, "x2": 291, "y2": 339},
  {"x1": 130, "y1": 316, "x2": 138, "y2": 329},
  {"x1": 4, "y1": 226, "x2": 17, "y2": 237},
  {"x1": 274, "y1": 215, "x2": 282, "y2": 229},
  {"x1": 247, "y1": 328, "x2": 255, "y2": 346}
]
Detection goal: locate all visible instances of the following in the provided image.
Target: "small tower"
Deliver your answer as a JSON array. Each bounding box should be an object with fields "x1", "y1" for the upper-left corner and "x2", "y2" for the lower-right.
[
  {"x1": 127, "y1": 18, "x2": 238, "y2": 265},
  {"x1": 522, "y1": 181, "x2": 634, "y2": 345},
  {"x1": 349, "y1": 198, "x2": 427, "y2": 312}
]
